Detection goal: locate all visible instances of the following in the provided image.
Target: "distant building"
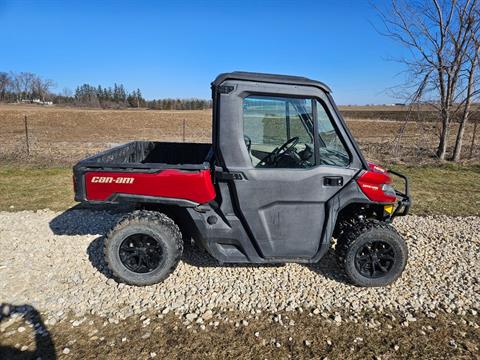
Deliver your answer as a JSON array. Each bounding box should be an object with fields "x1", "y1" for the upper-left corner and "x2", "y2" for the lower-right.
[{"x1": 20, "y1": 99, "x2": 53, "y2": 106}]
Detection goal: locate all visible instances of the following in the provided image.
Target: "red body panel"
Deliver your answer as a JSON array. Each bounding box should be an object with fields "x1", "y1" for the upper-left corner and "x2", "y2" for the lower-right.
[
  {"x1": 356, "y1": 163, "x2": 396, "y2": 203},
  {"x1": 84, "y1": 169, "x2": 216, "y2": 204}
]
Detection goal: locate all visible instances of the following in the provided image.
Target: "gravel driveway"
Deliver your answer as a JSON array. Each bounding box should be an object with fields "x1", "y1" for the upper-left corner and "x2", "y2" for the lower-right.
[{"x1": 1, "y1": 210, "x2": 479, "y2": 322}]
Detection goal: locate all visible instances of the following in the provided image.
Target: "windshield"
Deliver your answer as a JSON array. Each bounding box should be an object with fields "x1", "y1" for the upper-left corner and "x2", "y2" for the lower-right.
[{"x1": 315, "y1": 100, "x2": 350, "y2": 166}]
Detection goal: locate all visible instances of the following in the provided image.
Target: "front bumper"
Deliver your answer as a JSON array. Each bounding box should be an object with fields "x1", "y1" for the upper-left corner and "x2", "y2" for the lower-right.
[{"x1": 388, "y1": 169, "x2": 411, "y2": 218}]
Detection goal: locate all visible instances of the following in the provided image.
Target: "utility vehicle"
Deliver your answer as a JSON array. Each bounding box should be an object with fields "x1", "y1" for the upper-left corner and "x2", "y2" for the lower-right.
[{"x1": 73, "y1": 72, "x2": 410, "y2": 287}]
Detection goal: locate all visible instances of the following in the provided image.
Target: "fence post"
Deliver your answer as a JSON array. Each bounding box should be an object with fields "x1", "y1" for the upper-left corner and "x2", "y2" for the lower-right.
[
  {"x1": 182, "y1": 119, "x2": 186, "y2": 142},
  {"x1": 24, "y1": 114, "x2": 30, "y2": 155}
]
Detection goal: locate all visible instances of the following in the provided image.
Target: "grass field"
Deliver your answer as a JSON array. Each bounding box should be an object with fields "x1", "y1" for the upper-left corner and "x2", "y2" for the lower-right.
[
  {"x1": 0, "y1": 166, "x2": 75, "y2": 211},
  {"x1": 1, "y1": 163, "x2": 478, "y2": 216},
  {"x1": 390, "y1": 164, "x2": 480, "y2": 216}
]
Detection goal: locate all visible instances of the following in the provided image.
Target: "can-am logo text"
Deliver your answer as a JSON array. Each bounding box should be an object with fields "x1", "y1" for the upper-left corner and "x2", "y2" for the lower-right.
[{"x1": 91, "y1": 176, "x2": 135, "y2": 184}]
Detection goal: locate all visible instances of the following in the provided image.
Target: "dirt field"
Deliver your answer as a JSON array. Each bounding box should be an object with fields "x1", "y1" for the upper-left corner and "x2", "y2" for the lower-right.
[
  {"x1": 0, "y1": 104, "x2": 478, "y2": 165},
  {"x1": 340, "y1": 104, "x2": 480, "y2": 123},
  {"x1": 0, "y1": 105, "x2": 211, "y2": 164}
]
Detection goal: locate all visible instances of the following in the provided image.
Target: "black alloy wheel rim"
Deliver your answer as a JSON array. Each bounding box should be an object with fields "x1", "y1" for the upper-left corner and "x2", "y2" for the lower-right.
[
  {"x1": 119, "y1": 234, "x2": 163, "y2": 273},
  {"x1": 354, "y1": 240, "x2": 395, "y2": 278}
]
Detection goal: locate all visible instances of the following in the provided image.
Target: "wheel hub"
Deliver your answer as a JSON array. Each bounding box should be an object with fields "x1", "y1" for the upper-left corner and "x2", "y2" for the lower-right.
[
  {"x1": 119, "y1": 234, "x2": 163, "y2": 274},
  {"x1": 354, "y1": 240, "x2": 395, "y2": 279}
]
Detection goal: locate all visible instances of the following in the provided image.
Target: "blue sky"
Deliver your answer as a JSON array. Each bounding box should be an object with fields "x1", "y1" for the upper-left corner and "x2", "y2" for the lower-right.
[{"x1": 0, "y1": 0, "x2": 409, "y2": 104}]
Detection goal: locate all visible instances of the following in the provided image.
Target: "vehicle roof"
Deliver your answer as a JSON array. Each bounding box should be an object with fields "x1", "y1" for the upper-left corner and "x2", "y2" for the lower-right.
[{"x1": 212, "y1": 71, "x2": 331, "y2": 93}]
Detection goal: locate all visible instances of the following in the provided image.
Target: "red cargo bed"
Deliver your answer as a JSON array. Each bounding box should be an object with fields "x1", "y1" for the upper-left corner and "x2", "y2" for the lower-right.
[{"x1": 73, "y1": 141, "x2": 216, "y2": 206}]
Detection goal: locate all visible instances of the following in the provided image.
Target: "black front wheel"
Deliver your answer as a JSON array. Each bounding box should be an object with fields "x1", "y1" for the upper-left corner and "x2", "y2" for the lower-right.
[
  {"x1": 104, "y1": 210, "x2": 183, "y2": 286},
  {"x1": 336, "y1": 220, "x2": 408, "y2": 287}
]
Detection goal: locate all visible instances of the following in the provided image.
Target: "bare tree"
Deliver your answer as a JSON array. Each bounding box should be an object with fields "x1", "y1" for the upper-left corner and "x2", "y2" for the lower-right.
[
  {"x1": 469, "y1": 113, "x2": 479, "y2": 157},
  {"x1": 7, "y1": 72, "x2": 55, "y2": 102},
  {"x1": 32, "y1": 76, "x2": 55, "y2": 101},
  {"x1": 10, "y1": 72, "x2": 37, "y2": 101},
  {"x1": 9, "y1": 72, "x2": 21, "y2": 101},
  {"x1": 452, "y1": 34, "x2": 480, "y2": 161},
  {"x1": 18, "y1": 72, "x2": 36, "y2": 99},
  {"x1": 0, "y1": 72, "x2": 11, "y2": 101},
  {"x1": 376, "y1": 0, "x2": 480, "y2": 161}
]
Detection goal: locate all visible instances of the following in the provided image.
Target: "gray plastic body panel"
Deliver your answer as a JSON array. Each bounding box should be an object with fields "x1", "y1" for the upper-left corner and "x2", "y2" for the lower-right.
[
  {"x1": 195, "y1": 75, "x2": 370, "y2": 262},
  {"x1": 189, "y1": 180, "x2": 371, "y2": 264}
]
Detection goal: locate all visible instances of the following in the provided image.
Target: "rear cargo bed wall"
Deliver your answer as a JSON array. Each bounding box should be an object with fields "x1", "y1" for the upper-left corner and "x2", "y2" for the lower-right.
[
  {"x1": 86, "y1": 141, "x2": 212, "y2": 165},
  {"x1": 143, "y1": 142, "x2": 212, "y2": 164}
]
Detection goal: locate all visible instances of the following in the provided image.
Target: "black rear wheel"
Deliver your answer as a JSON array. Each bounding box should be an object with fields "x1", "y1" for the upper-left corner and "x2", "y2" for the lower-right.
[
  {"x1": 119, "y1": 234, "x2": 164, "y2": 274},
  {"x1": 336, "y1": 220, "x2": 407, "y2": 287},
  {"x1": 104, "y1": 210, "x2": 183, "y2": 286}
]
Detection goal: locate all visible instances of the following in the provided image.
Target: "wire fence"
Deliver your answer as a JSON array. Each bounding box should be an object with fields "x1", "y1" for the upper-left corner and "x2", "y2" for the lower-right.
[
  {"x1": 0, "y1": 112, "x2": 478, "y2": 165},
  {"x1": 0, "y1": 113, "x2": 212, "y2": 164}
]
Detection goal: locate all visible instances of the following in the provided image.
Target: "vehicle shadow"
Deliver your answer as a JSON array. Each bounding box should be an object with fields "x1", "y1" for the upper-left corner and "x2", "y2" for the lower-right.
[
  {"x1": 304, "y1": 249, "x2": 351, "y2": 285},
  {"x1": 0, "y1": 303, "x2": 56, "y2": 360},
  {"x1": 182, "y1": 240, "x2": 351, "y2": 285},
  {"x1": 85, "y1": 235, "x2": 285, "y2": 282},
  {"x1": 86, "y1": 234, "x2": 350, "y2": 285},
  {"x1": 49, "y1": 204, "x2": 129, "y2": 236},
  {"x1": 51, "y1": 208, "x2": 349, "y2": 284},
  {"x1": 87, "y1": 235, "x2": 114, "y2": 279}
]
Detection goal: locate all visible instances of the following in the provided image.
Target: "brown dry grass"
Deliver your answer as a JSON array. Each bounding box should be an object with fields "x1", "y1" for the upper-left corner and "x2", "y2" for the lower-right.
[
  {"x1": 0, "y1": 104, "x2": 478, "y2": 165},
  {"x1": 1, "y1": 310, "x2": 479, "y2": 359}
]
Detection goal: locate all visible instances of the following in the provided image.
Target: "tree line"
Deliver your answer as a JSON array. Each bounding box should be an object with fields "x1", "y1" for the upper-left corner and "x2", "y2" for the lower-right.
[{"x1": 0, "y1": 71, "x2": 211, "y2": 110}]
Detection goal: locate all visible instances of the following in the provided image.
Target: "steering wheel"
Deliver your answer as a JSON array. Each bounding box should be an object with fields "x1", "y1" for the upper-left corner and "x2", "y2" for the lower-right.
[{"x1": 258, "y1": 136, "x2": 300, "y2": 167}]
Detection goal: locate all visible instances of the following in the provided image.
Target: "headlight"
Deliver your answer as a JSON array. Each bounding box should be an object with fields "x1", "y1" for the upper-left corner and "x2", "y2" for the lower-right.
[{"x1": 382, "y1": 184, "x2": 396, "y2": 198}]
